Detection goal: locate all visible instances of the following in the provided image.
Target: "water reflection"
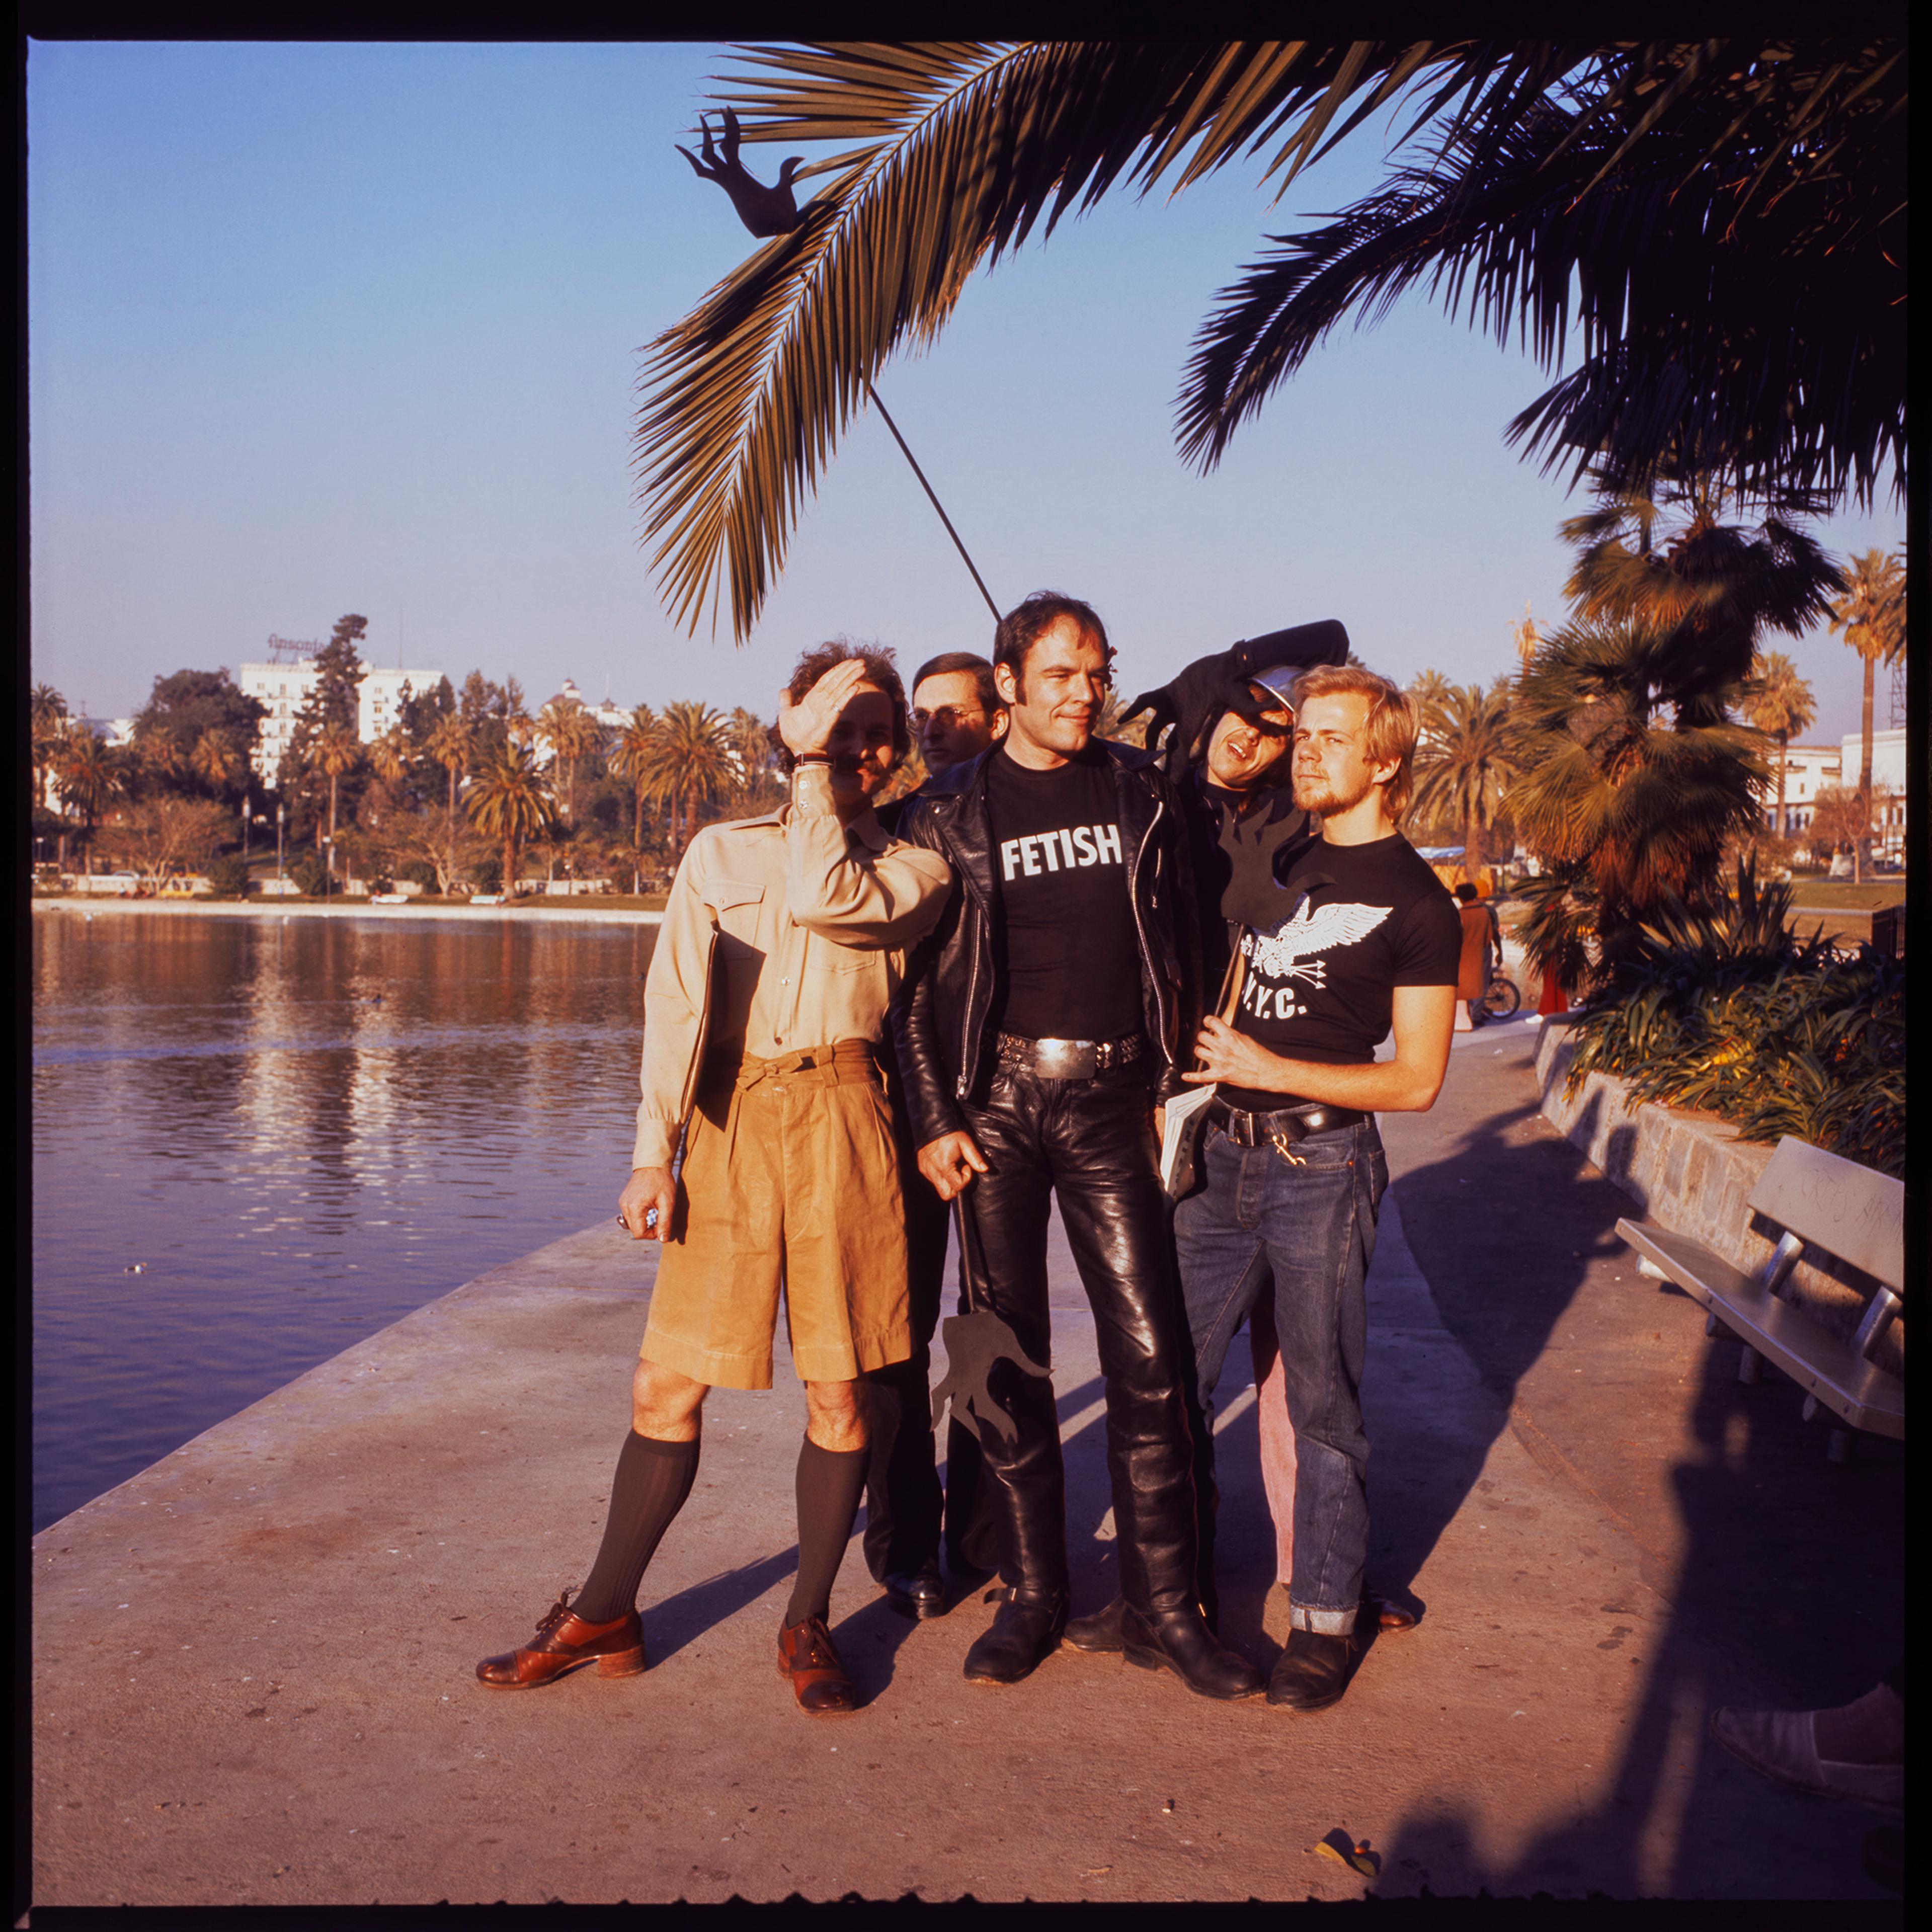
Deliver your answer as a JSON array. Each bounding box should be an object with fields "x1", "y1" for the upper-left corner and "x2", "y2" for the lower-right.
[{"x1": 31, "y1": 912, "x2": 657, "y2": 1531}]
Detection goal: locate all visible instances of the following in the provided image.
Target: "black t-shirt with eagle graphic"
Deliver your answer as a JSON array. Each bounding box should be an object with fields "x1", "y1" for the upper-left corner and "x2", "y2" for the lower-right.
[{"x1": 1218, "y1": 832, "x2": 1462, "y2": 1111}]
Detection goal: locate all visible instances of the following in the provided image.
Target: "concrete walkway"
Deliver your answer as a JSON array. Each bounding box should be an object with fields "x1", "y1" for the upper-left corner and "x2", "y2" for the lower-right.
[{"x1": 30, "y1": 1020, "x2": 1901, "y2": 1905}]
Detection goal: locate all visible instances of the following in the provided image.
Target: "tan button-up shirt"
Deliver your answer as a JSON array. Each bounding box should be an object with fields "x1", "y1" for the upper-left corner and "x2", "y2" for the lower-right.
[{"x1": 632, "y1": 763, "x2": 952, "y2": 1169}]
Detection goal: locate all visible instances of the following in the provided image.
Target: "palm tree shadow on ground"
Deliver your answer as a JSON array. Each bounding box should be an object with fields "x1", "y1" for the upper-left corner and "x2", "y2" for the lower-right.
[{"x1": 1352, "y1": 1048, "x2": 1902, "y2": 1896}]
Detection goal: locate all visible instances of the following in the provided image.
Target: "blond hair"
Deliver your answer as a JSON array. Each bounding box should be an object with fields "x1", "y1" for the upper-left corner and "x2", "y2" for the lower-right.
[{"x1": 1288, "y1": 664, "x2": 1418, "y2": 820}]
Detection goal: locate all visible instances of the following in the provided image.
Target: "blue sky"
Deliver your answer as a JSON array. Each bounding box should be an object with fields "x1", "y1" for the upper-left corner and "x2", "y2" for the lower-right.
[{"x1": 29, "y1": 40, "x2": 1905, "y2": 743}]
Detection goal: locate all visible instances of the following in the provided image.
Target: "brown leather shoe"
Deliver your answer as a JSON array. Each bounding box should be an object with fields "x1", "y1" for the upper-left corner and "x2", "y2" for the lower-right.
[
  {"x1": 475, "y1": 1592, "x2": 646, "y2": 1688},
  {"x1": 777, "y1": 1615, "x2": 859, "y2": 1715}
]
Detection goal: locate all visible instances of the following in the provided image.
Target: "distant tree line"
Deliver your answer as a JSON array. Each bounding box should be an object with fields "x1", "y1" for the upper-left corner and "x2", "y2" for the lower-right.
[{"x1": 30, "y1": 613, "x2": 787, "y2": 898}]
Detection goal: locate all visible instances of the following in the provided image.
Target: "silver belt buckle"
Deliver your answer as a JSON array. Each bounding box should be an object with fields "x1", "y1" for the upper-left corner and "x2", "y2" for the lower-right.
[{"x1": 1032, "y1": 1037, "x2": 1099, "y2": 1080}]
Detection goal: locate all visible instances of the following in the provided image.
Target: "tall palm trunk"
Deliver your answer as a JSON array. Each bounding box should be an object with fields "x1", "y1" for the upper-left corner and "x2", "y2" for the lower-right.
[
  {"x1": 1855, "y1": 654, "x2": 1875, "y2": 882},
  {"x1": 1775, "y1": 733, "x2": 1790, "y2": 836},
  {"x1": 504, "y1": 835, "x2": 518, "y2": 898},
  {"x1": 1463, "y1": 813, "x2": 1485, "y2": 876}
]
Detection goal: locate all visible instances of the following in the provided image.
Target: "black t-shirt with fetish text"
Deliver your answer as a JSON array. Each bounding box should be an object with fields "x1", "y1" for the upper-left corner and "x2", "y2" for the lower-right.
[
  {"x1": 985, "y1": 743, "x2": 1143, "y2": 1041},
  {"x1": 1219, "y1": 832, "x2": 1461, "y2": 1110}
]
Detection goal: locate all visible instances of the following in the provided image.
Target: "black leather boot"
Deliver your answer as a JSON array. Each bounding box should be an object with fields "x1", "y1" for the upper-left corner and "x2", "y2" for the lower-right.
[
  {"x1": 1266, "y1": 1627, "x2": 1358, "y2": 1711},
  {"x1": 962, "y1": 1586, "x2": 1068, "y2": 1683},
  {"x1": 1065, "y1": 1595, "x2": 1128, "y2": 1653},
  {"x1": 1121, "y1": 1602, "x2": 1263, "y2": 1700}
]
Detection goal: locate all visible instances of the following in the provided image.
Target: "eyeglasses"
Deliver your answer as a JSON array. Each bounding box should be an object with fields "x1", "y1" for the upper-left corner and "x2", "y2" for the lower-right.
[{"x1": 912, "y1": 705, "x2": 988, "y2": 730}]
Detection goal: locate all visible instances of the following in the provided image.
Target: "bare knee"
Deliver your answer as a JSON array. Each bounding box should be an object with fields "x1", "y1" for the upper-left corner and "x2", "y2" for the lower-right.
[
  {"x1": 803, "y1": 1379, "x2": 868, "y2": 1454},
  {"x1": 632, "y1": 1359, "x2": 707, "y2": 1441}
]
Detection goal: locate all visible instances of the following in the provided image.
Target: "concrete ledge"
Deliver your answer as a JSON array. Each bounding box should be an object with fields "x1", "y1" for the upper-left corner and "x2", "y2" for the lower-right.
[{"x1": 1535, "y1": 1019, "x2": 1903, "y2": 1379}]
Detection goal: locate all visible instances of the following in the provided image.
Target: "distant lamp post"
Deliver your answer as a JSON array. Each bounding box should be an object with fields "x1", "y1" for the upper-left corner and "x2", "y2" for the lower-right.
[
  {"x1": 324, "y1": 836, "x2": 334, "y2": 899},
  {"x1": 276, "y1": 802, "x2": 286, "y2": 883}
]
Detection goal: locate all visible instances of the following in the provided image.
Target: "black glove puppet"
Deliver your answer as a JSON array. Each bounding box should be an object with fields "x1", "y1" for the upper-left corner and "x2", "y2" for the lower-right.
[{"x1": 1120, "y1": 619, "x2": 1351, "y2": 782}]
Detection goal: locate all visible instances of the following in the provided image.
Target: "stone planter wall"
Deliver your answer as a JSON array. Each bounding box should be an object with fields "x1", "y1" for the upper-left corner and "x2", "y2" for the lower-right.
[{"x1": 1535, "y1": 1017, "x2": 1903, "y2": 1380}]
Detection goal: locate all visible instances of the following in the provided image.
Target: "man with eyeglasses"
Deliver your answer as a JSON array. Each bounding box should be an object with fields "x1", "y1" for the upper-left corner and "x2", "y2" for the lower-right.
[{"x1": 860, "y1": 653, "x2": 1009, "y2": 1620}]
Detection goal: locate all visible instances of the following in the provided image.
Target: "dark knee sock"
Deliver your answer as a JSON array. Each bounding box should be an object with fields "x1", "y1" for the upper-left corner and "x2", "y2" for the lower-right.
[
  {"x1": 573, "y1": 1431, "x2": 700, "y2": 1624},
  {"x1": 785, "y1": 1437, "x2": 869, "y2": 1628}
]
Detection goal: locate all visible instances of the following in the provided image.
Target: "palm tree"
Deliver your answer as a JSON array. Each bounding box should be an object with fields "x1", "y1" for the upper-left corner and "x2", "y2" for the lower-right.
[
  {"x1": 310, "y1": 723, "x2": 362, "y2": 864},
  {"x1": 31, "y1": 684, "x2": 68, "y2": 819},
  {"x1": 643, "y1": 701, "x2": 739, "y2": 864},
  {"x1": 727, "y1": 704, "x2": 786, "y2": 811},
  {"x1": 606, "y1": 705, "x2": 667, "y2": 861},
  {"x1": 55, "y1": 725, "x2": 124, "y2": 873},
  {"x1": 1742, "y1": 652, "x2": 1816, "y2": 838},
  {"x1": 638, "y1": 41, "x2": 1902, "y2": 639},
  {"x1": 1405, "y1": 670, "x2": 1455, "y2": 747},
  {"x1": 427, "y1": 713, "x2": 473, "y2": 829},
  {"x1": 464, "y1": 743, "x2": 559, "y2": 897},
  {"x1": 1409, "y1": 680, "x2": 1520, "y2": 872},
  {"x1": 367, "y1": 728, "x2": 411, "y2": 791},
  {"x1": 137, "y1": 729, "x2": 187, "y2": 795},
  {"x1": 1560, "y1": 478, "x2": 1844, "y2": 700},
  {"x1": 536, "y1": 697, "x2": 603, "y2": 827},
  {"x1": 1510, "y1": 616, "x2": 1768, "y2": 982},
  {"x1": 190, "y1": 729, "x2": 240, "y2": 793},
  {"x1": 1827, "y1": 548, "x2": 1906, "y2": 881}
]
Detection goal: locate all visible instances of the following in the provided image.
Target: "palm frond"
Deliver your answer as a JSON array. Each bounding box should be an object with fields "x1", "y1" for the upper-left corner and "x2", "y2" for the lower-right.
[
  {"x1": 640, "y1": 40, "x2": 1592, "y2": 641},
  {"x1": 1177, "y1": 50, "x2": 1904, "y2": 501}
]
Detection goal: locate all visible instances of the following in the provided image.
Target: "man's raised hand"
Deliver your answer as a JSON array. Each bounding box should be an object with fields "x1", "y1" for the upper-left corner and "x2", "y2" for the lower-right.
[{"x1": 778, "y1": 658, "x2": 872, "y2": 762}]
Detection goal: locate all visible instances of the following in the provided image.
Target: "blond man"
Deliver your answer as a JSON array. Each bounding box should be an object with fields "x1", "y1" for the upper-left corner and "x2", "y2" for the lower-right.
[
  {"x1": 477, "y1": 646, "x2": 949, "y2": 1715},
  {"x1": 1178, "y1": 664, "x2": 1461, "y2": 1712}
]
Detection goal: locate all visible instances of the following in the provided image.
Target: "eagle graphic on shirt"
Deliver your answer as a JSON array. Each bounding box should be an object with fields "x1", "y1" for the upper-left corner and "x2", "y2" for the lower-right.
[{"x1": 1242, "y1": 898, "x2": 1392, "y2": 992}]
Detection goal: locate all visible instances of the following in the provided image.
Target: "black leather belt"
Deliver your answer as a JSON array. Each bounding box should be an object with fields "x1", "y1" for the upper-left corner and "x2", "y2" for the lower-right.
[
  {"x1": 996, "y1": 1031, "x2": 1145, "y2": 1080},
  {"x1": 1207, "y1": 1097, "x2": 1367, "y2": 1146}
]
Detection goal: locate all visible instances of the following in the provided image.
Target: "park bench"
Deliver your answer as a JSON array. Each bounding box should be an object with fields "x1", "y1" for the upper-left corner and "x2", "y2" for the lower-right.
[{"x1": 1615, "y1": 1135, "x2": 1904, "y2": 1461}]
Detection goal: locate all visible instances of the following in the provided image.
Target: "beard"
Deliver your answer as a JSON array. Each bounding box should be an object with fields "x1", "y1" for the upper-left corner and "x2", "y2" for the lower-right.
[{"x1": 1293, "y1": 764, "x2": 1375, "y2": 818}]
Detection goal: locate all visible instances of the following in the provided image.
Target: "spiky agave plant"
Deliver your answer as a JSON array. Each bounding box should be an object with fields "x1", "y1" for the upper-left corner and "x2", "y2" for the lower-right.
[{"x1": 1564, "y1": 862, "x2": 1903, "y2": 1174}]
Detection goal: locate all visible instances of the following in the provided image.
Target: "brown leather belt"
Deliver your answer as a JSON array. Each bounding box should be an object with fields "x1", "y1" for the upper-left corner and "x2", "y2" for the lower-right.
[
  {"x1": 1207, "y1": 1097, "x2": 1366, "y2": 1145},
  {"x1": 996, "y1": 1031, "x2": 1145, "y2": 1081}
]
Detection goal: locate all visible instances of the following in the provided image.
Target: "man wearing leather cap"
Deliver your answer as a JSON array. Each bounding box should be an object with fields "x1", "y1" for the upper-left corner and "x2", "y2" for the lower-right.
[
  {"x1": 1062, "y1": 621, "x2": 1343, "y2": 1650},
  {"x1": 893, "y1": 589, "x2": 1263, "y2": 1700}
]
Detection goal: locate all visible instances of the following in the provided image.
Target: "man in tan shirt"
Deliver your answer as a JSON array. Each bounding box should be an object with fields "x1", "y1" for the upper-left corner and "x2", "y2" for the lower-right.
[{"x1": 477, "y1": 647, "x2": 949, "y2": 1715}]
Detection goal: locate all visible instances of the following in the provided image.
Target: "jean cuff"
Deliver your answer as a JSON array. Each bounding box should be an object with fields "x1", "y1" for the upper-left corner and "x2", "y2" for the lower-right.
[{"x1": 1289, "y1": 1601, "x2": 1358, "y2": 1636}]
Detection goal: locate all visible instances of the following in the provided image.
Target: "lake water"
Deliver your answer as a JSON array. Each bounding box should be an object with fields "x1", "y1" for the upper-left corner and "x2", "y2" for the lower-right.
[{"x1": 30, "y1": 910, "x2": 658, "y2": 1533}]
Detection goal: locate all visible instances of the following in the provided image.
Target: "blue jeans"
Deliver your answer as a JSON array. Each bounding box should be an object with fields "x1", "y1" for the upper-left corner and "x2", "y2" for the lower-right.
[{"x1": 1171, "y1": 1116, "x2": 1388, "y2": 1634}]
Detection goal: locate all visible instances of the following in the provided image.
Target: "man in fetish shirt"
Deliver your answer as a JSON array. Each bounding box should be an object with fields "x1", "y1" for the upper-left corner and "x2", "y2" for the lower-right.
[
  {"x1": 893, "y1": 591, "x2": 1262, "y2": 1701},
  {"x1": 1178, "y1": 663, "x2": 1460, "y2": 1713}
]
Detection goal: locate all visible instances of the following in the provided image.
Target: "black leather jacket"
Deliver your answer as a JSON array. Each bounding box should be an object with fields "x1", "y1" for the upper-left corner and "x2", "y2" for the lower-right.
[{"x1": 890, "y1": 741, "x2": 1202, "y2": 1148}]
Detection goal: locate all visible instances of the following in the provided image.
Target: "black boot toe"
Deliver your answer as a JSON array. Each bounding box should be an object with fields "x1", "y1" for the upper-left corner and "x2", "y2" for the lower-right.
[
  {"x1": 1121, "y1": 1603, "x2": 1264, "y2": 1701},
  {"x1": 962, "y1": 1588, "x2": 1068, "y2": 1683}
]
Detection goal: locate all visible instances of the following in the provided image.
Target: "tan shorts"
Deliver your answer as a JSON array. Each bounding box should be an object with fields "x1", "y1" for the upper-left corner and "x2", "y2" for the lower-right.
[{"x1": 639, "y1": 1040, "x2": 913, "y2": 1390}]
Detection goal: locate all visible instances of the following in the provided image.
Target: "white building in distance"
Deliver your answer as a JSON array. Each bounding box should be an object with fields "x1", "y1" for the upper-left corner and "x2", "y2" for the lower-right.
[
  {"x1": 238, "y1": 646, "x2": 444, "y2": 781},
  {"x1": 1754, "y1": 727, "x2": 1906, "y2": 858}
]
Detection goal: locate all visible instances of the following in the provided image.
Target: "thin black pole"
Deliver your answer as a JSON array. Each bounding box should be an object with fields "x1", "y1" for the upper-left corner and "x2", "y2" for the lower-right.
[{"x1": 864, "y1": 380, "x2": 1001, "y2": 625}]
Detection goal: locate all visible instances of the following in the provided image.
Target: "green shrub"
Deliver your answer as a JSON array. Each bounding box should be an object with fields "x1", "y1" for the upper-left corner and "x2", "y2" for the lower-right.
[
  {"x1": 290, "y1": 854, "x2": 330, "y2": 898},
  {"x1": 398, "y1": 858, "x2": 439, "y2": 892},
  {"x1": 1566, "y1": 859, "x2": 1904, "y2": 1175},
  {"x1": 206, "y1": 854, "x2": 251, "y2": 899},
  {"x1": 468, "y1": 853, "x2": 504, "y2": 894}
]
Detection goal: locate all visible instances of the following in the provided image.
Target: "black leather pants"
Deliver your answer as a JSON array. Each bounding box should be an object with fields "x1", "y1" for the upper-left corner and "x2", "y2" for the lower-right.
[{"x1": 959, "y1": 1059, "x2": 1200, "y2": 1617}]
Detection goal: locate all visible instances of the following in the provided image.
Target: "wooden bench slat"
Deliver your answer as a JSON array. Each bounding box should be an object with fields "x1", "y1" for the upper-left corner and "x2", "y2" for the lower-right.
[
  {"x1": 1616, "y1": 1219, "x2": 1905, "y2": 1439},
  {"x1": 1746, "y1": 1137, "x2": 1905, "y2": 1293}
]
